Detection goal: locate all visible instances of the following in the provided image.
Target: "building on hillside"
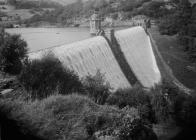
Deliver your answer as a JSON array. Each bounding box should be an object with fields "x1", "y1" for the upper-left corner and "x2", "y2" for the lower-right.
[{"x1": 90, "y1": 10, "x2": 102, "y2": 35}]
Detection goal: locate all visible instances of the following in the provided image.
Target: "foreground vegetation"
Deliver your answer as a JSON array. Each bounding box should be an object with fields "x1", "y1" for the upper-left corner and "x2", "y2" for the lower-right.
[
  {"x1": 0, "y1": 51, "x2": 196, "y2": 140},
  {"x1": 0, "y1": 94, "x2": 158, "y2": 140}
]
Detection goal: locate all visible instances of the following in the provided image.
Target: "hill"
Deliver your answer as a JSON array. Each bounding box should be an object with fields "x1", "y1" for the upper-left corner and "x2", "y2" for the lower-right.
[
  {"x1": 48, "y1": 0, "x2": 79, "y2": 5},
  {"x1": 48, "y1": 0, "x2": 109, "y2": 6}
]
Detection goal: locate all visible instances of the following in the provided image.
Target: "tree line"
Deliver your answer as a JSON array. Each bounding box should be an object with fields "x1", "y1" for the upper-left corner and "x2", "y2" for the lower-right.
[
  {"x1": 24, "y1": 0, "x2": 152, "y2": 25},
  {"x1": 158, "y1": 0, "x2": 196, "y2": 63},
  {"x1": 7, "y1": 0, "x2": 62, "y2": 9}
]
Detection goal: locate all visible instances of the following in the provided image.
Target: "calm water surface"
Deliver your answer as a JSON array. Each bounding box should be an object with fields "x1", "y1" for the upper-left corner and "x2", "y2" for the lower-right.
[{"x1": 6, "y1": 28, "x2": 91, "y2": 52}]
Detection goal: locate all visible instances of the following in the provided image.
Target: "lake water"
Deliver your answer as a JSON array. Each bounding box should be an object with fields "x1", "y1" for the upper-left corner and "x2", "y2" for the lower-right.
[{"x1": 6, "y1": 28, "x2": 91, "y2": 52}]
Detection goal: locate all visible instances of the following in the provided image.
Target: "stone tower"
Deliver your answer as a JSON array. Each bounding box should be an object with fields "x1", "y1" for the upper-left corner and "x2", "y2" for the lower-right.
[{"x1": 90, "y1": 10, "x2": 102, "y2": 35}]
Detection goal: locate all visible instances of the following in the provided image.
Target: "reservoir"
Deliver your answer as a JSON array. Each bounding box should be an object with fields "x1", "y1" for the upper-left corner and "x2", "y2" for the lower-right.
[{"x1": 6, "y1": 28, "x2": 91, "y2": 52}]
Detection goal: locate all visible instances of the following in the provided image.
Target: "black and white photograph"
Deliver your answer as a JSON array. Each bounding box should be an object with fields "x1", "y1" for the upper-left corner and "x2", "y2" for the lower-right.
[{"x1": 0, "y1": 0, "x2": 196, "y2": 140}]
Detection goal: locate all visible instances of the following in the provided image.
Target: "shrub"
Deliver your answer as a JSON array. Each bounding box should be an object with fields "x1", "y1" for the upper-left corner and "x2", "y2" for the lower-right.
[
  {"x1": 158, "y1": 14, "x2": 179, "y2": 35},
  {"x1": 149, "y1": 80, "x2": 184, "y2": 124},
  {"x1": 150, "y1": 81, "x2": 196, "y2": 126},
  {"x1": 106, "y1": 86, "x2": 156, "y2": 124},
  {"x1": 95, "y1": 107, "x2": 157, "y2": 140},
  {"x1": 160, "y1": 79, "x2": 181, "y2": 100},
  {"x1": 118, "y1": 118, "x2": 157, "y2": 140},
  {"x1": 18, "y1": 54, "x2": 83, "y2": 99},
  {"x1": 139, "y1": 1, "x2": 167, "y2": 18},
  {"x1": 0, "y1": 28, "x2": 28, "y2": 75},
  {"x1": 0, "y1": 94, "x2": 157, "y2": 140},
  {"x1": 172, "y1": 94, "x2": 196, "y2": 127},
  {"x1": 0, "y1": 99, "x2": 45, "y2": 140},
  {"x1": 150, "y1": 89, "x2": 172, "y2": 124},
  {"x1": 0, "y1": 95, "x2": 98, "y2": 140},
  {"x1": 106, "y1": 86, "x2": 150, "y2": 108},
  {"x1": 82, "y1": 70, "x2": 111, "y2": 105}
]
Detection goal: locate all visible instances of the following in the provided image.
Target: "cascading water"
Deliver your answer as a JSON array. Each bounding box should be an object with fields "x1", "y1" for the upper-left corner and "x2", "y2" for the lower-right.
[
  {"x1": 115, "y1": 26, "x2": 161, "y2": 88},
  {"x1": 29, "y1": 27, "x2": 161, "y2": 90},
  {"x1": 29, "y1": 36, "x2": 131, "y2": 90}
]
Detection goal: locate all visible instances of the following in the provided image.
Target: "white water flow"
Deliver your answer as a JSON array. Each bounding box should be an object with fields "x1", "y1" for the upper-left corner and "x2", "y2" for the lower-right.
[
  {"x1": 29, "y1": 36, "x2": 131, "y2": 90},
  {"x1": 115, "y1": 27, "x2": 161, "y2": 88}
]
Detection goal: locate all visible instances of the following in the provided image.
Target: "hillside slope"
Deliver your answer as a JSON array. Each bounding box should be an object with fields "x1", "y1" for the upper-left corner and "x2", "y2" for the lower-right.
[{"x1": 48, "y1": 0, "x2": 87, "y2": 5}]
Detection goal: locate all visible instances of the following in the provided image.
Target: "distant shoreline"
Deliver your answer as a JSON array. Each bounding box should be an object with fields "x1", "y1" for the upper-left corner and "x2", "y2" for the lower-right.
[{"x1": 2, "y1": 20, "x2": 135, "y2": 29}]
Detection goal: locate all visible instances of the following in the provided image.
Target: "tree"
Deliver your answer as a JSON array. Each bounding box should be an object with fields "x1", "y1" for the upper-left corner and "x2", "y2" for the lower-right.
[
  {"x1": 119, "y1": 0, "x2": 138, "y2": 12},
  {"x1": 82, "y1": 70, "x2": 111, "y2": 105},
  {"x1": 94, "y1": 0, "x2": 107, "y2": 9},
  {"x1": 0, "y1": 28, "x2": 27, "y2": 75},
  {"x1": 175, "y1": 0, "x2": 192, "y2": 53},
  {"x1": 160, "y1": 0, "x2": 192, "y2": 35},
  {"x1": 158, "y1": 0, "x2": 193, "y2": 50},
  {"x1": 7, "y1": 0, "x2": 16, "y2": 5},
  {"x1": 18, "y1": 54, "x2": 83, "y2": 99},
  {"x1": 177, "y1": 0, "x2": 192, "y2": 33},
  {"x1": 158, "y1": 13, "x2": 179, "y2": 35},
  {"x1": 139, "y1": 1, "x2": 166, "y2": 18}
]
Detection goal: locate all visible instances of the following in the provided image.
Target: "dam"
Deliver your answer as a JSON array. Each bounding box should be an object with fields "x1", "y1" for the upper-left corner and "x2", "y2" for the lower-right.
[{"x1": 29, "y1": 26, "x2": 161, "y2": 90}]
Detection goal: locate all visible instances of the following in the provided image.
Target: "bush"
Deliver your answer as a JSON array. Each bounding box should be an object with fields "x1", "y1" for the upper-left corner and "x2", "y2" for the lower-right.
[
  {"x1": 149, "y1": 80, "x2": 185, "y2": 124},
  {"x1": 139, "y1": 1, "x2": 167, "y2": 18},
  {"x1": 106, "y1": 86, "x2": 150, "y2": 108},
  {"x1": 150, "y1": 81, "x2": 196, "y2": 126},
  {"x1": 0, "y1": 28, "x2": 28, "y2": 75},
  {"x1": 158, "y1": 14, "x2": 179, "y2": 35},
  {"x1": 0, "y1": 94, "x2": 157, "y2": 140},
  {"x1": 106, "y1": 86, "x2": 156, "y2": 124},
  {"x1": 0, "y1": 95, "x2": 98, "y2": 140},
  {"x1": 95, "y1": 107, "x2": 157, "y2": 140},
  {"x1": 82, "y1": 70, "x2": 111, "y2": 105},
  {"x1": 150, "y1": 88, "x2": 172, "y2": 124},
  {"x1": 172, "y1": 94, "x2": 196, "y2": 127},
  {"x1": 161, "y1": 80, "x2": 181, "y2": 100},
  {"x1": 18, "y1": 54, "x2": 83, "y2": 99}
]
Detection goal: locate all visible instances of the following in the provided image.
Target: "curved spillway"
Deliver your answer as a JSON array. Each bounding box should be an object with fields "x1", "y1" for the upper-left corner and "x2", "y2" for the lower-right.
[
  {"x1": 29, "y1": 36, "x2": 131, "y2": 90},
  {"x1": 115, "y1": 27, "x2": 161, "y2": 88},
  {"x1": 29, "y1": 27, "x2": 161, "y2": 90}
]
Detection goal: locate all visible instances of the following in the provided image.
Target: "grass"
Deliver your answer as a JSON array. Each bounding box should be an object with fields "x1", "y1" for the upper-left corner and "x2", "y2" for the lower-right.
[{"x1": 149, "y1": 26, "x2": 196, "y2": 91}]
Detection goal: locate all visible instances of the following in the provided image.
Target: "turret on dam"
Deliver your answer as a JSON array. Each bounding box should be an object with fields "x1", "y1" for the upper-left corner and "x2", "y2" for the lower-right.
[{"x1": 29, "y1": 26, "x2": 161, "y2": 90}]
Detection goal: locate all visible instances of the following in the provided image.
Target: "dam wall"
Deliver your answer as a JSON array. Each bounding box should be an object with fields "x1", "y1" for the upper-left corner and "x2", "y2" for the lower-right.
[
  {"x1": 114, "y1": 27, "x2": 161, "y2": 88},
  {"x1": 29, "y1": 27, "x2": 161, "y2": 90},
  {"x1": 29, "y1": 36, "x2": 131, "y2": 90},
  {"x1": 103, "y1": 30, "x2": 139, "y2": 86}
]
